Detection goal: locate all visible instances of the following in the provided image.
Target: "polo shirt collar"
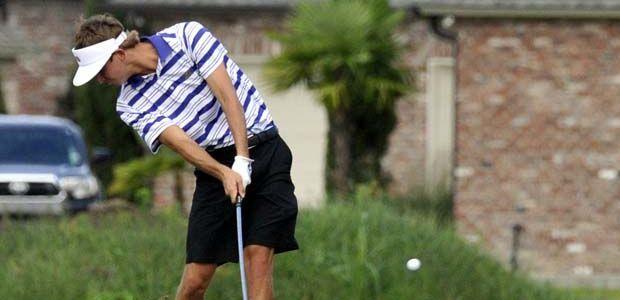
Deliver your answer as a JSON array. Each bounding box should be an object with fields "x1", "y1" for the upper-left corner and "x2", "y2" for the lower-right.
[{"x1": 142, "y1": 34, "x2": 173, "y2": 64}]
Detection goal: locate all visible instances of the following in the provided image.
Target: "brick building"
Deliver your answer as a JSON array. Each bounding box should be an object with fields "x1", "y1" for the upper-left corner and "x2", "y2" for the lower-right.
[{"x1": 0, "y1": 0, "x2": 619, "y2": 287}]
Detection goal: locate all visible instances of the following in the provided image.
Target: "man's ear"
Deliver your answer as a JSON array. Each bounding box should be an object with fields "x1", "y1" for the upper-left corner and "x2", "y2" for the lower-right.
[{"x1": 112, "y1": 49, "x2": 126, "y2": 62}]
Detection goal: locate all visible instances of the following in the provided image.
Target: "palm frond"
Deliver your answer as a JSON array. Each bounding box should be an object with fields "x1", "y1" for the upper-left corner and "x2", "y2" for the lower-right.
[
  {"x1": 316, "y1": 81, "x2": 349, "y2": 112},
  {"x1": 265, "y1": 0, "x2": 412, "y2": 110}
]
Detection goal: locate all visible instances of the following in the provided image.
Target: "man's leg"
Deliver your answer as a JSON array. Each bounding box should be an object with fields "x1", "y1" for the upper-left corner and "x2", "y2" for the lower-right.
[
  {"x1": 245, "y1": 245, "x2": 275, "y2": 300},
  {"x1": 175, "y1": 262, "x2": 218, "y2": 300}
]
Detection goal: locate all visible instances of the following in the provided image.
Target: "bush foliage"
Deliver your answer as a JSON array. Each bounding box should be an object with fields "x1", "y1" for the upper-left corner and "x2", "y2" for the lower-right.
[{"x1": 108, "y1": 148, "x2": 186, "y2": 204}]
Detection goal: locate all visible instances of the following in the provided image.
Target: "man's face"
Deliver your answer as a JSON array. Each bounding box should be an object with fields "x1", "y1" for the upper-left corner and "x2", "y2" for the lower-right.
[{"x1": 96, "y1": 51, "x2": 129, "y2": 85}]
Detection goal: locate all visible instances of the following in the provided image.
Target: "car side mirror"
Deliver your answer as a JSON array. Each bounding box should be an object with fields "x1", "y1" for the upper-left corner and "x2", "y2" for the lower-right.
[{"x1": 91, "y1": 147, "x2": 113, "y2": 164}]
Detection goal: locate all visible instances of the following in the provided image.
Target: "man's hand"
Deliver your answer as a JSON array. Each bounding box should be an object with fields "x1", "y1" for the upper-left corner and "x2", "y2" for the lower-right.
[
  {"x1": 232, "y1": 155, "x2": 253, "y2": 187},
  {"x1": 230, "y1": 155, "x2": 253, "y2": 203},
  {"x1": 221, "y1": 167, "x2": 245, "y2": 204}
]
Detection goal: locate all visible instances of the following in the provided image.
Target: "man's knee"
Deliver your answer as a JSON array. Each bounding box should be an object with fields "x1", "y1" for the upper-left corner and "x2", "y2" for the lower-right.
[
  {"x1": 182, "y1": 276, "x2": 208, "y2": 294},
  {"x1": 180, "y1": 263, "x2": 217, "y2": 294},
  {"x1": 245, "y1": 245, "x2": 274, "y2": 267}
]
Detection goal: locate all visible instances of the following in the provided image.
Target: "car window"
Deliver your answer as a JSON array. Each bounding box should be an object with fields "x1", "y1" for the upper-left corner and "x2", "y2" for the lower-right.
[{"x1": 0, "y1": 126, "x2": 85, "y2": 166}]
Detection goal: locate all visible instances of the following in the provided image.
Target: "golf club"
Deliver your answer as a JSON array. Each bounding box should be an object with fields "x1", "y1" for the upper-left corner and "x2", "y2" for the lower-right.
[{"x1": 236, "y1": 195, "x2": 249, "y2": 300}]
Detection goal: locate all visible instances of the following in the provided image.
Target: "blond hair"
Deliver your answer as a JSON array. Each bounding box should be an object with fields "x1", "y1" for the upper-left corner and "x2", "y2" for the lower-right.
[{"x1": 74, "y1": 13, "x2": 140, "y2": 50}]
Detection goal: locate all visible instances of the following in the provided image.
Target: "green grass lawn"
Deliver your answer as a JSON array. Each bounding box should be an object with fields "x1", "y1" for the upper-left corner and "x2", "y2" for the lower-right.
[
  {"x1": 0, "y1": 199, "x2": 610, "y2": 299},
  {"x1": 573, "y1": 288, "x2": 620, "y2": 300}
]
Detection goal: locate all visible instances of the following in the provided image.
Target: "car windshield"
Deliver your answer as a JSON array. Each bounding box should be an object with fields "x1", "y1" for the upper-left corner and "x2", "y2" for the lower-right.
[{"x1": 0, "y1": 126, "x2": 85, "y2": 166}]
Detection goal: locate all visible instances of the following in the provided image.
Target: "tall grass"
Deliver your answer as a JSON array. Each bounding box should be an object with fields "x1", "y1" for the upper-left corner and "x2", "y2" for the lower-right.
[
  {"x1": 0, "y1": 209, "x2": 185, "y2": 299},
  {"x1": 0, "y1": 197, "x2": 590, "y2": 299}
]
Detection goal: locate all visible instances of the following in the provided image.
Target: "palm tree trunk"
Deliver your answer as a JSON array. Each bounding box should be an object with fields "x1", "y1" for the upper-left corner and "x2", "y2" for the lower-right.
[
  {"x1": 349, "y1": 105, "x2": 396, "y2": 187},
  {"x1": 327, "y1": 107, "x2": 352, "y2": 197}
]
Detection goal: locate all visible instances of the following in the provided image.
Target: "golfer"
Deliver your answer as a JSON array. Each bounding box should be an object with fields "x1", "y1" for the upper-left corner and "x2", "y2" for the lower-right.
[{"x1": 71, "y1": 14, "x2": 299, "y2": 300}]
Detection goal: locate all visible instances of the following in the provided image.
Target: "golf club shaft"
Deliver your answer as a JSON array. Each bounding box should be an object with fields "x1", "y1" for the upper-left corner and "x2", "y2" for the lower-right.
[{"x1": 236, "y1": 195, "x2": 249, "y2": 300}]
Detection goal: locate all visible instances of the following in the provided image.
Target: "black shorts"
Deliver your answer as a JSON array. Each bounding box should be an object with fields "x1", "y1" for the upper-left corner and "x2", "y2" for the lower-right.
[{"x1": 186, "y1": 132, "x2": 299, "y2": 265}]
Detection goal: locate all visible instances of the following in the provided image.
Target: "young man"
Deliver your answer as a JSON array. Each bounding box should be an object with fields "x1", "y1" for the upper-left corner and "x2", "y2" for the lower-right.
[{"x1": 71, "y1": 14, "x2": 299, "y2": 300}]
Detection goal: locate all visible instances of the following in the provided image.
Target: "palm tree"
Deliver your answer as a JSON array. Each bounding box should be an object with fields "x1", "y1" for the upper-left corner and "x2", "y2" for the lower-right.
[{"x1": 265, "y1": 0, "x2": 412, "y2": 197}]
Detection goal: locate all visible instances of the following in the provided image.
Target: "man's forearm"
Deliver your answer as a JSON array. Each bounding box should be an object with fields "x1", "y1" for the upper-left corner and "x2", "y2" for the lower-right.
[
  {"x1": 160, "y1": 126, "x2": 226, "y2": 180},
  {"x1": 178, "y1": 139, "x2": 227, "y2": 179},
  {"x1": 222, "y1": 100, "x2": 249, "y2": 158},
  {"x1": 206, "y1": 64, "x2": 250, "y2": 158}
]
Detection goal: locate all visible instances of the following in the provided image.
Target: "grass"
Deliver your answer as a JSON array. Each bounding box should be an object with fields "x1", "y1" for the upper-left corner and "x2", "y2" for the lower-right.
[
  {"x1": 0, "y1": 195, "x2": 605, "y2": 299},
  {"x1": 573, "y1": 288, "x2": 620, "y2": 300}
]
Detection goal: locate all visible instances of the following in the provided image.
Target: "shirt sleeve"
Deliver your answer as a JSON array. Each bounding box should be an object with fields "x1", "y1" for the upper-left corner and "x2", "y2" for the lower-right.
[
  {"x1": 116, "y1": 101, "x2": 175, "y2": 154},
  {"x1": 182, "y1": 21, "x2": 228, "y2": 79}
]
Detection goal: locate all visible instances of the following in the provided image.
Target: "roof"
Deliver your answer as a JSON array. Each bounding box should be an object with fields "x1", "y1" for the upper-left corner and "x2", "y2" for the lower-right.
[
  {"x1": 404, "y1": 0, "x2": 620, "y2": 17},
  {"x1": 104, "y1": 0, "x2": 620, "y2": 18},
  {"x1": 398, "y1": 0, "x2": 620, "y2": 10},
  {"x1": 105, "y1": 0, "x2": 620, "y2": 9},
  {"x1": 0, "y1": 114, "x2": 81, "y2": 132},
  {"x1": 103, "y1": 0, "x2": 291, "y2": 9}
]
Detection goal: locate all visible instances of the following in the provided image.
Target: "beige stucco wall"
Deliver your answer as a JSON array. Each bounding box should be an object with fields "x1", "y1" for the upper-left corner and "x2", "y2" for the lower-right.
[{"x1": 236, "y1": 56, "x2": 327, "y2": 208}]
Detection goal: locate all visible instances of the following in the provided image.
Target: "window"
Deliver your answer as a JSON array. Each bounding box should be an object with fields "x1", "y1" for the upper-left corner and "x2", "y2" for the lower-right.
[{"x1": 0, "y1": 126, "x2": 86, "y2": 166}]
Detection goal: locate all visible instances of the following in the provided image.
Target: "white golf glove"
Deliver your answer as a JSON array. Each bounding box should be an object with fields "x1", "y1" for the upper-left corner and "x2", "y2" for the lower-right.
[{"x1": 232, "y1": 155, "x2": 254, "y2": 189}]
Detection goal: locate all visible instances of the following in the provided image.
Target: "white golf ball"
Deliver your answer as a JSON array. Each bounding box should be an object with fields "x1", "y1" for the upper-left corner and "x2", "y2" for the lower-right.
[{"x1": 406, "y1": 258, "x2": 421, "y2": 271}]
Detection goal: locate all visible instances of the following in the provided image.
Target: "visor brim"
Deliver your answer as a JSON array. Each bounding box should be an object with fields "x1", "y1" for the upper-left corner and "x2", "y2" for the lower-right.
[{"x1": 72, "y1": 57, "x2": 109, "y2": 86}]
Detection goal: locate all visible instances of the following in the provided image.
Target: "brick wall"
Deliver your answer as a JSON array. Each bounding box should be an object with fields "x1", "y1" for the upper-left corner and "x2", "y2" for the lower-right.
[
  {"x1": 453, "y1": 19, "x2": 620, "y2": 280},
  {"x1": 0, "y1": 0, "x2": 82, "y2": 114},
  {"x1": 383, "y1": 20, "x2": 433, "y2": 195},
  {"x1": 144, "y1": 10, "x2": 284, "y2": 57}
]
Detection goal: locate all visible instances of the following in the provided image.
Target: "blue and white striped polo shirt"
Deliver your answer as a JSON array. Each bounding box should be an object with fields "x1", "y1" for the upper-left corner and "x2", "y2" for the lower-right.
[{"x1": 116, "y1": 21, "x2": 275, "y2": 154}]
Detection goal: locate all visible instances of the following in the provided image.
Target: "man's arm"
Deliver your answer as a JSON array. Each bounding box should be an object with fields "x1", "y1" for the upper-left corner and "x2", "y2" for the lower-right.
[
  {"x1": 181, "y1": 22, "x2": 248, "y2": 157},
  {"x1": 206, "y1": 63, "x2": 249, "y2": 158},
  {"x1": 159, "y1": 125, "x2": 244, "y2": 201}
]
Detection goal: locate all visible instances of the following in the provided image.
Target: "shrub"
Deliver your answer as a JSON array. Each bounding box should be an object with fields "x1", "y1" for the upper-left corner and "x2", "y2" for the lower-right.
[{"x1": 108, "y1": 148, "x2": 185, "y2": 205}]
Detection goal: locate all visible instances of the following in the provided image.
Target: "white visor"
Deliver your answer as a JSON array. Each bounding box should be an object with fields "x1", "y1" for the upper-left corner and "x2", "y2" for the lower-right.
[{"x1": 71, "y1": 32, "x2": 127, "y2": 86}]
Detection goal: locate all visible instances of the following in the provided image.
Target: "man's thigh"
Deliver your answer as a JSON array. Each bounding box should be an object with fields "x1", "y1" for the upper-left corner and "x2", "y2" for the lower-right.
[
  {"x1": 187, "y1": 169, "x2": 237, "y2": 264},
  {"x1": 243, "y1": 136, "x2": 299, "y2": 254}
]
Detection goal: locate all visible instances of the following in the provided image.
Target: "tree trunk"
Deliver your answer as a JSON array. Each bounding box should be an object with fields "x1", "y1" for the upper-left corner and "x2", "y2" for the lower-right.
[
  {"x1": 326, "y1": 107, "x2": 352, "y2": 197},
  {"x1": 349, "y1": 105, "x2": 396, "y2": 188}
]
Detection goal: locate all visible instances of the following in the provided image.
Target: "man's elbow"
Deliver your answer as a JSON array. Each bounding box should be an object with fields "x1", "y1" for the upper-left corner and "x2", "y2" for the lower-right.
[{"x1": 159, "y1": 126, "x2": 188, "y2": 151}]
